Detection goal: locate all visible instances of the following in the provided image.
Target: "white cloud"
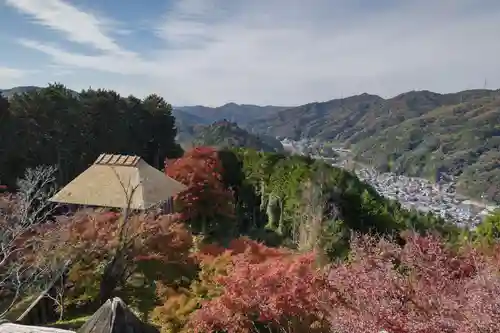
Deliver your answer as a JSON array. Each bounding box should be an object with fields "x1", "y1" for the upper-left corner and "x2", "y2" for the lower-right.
[
  {"x1": 5, "y1": 0, "x2": 127, "y2": 54},
  {"x1": 0, "y1": 67, "x2": 29, "y2": 87},
  {"x1": 7, "y1": 0, "x2": 500, "y2": 105}
]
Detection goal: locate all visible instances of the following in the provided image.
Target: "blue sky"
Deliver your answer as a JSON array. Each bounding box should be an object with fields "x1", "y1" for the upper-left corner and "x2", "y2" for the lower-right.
[{"x1": 1, "y1": 0, "x2": 500, "y2": 106}]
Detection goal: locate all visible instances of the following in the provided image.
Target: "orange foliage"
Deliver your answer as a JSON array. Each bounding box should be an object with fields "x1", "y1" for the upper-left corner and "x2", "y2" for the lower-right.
[
  {"x1": 152, "y1": 237, "x2": 292, "y2": 333},
  {"x1": 187, "y1": 238, "x2": 326, "y2": 333},
  {"x1": 187, "y1": 233, "x2": 500, "y2": 333},
  {"x1": 196, "y1": 236, "x2": 290, "y2": 264},
  {"x1": 39, "y1": 211, "x2": 195, "y2": 305},
  {"x1": 48, "y1": 211, "x2": 193, "y2": 264},
  {"x1": 165, "y1": 147, "x2": 236, "y2": 237}
]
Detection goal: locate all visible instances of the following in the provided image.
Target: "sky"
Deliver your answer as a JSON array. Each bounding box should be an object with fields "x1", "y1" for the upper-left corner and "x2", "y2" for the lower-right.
[{"x1": 1, "y1": 0, "x2": 500, "y2": 106}]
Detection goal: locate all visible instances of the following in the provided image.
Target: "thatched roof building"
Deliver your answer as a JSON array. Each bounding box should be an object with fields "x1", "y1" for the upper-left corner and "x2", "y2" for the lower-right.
[{"x1": 50, "y1": 154, "x2": 187, "y2": 210}]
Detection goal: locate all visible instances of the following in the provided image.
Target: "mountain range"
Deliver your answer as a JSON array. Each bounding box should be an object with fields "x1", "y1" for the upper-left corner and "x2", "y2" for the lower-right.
[
  {"x1": 0, "y1": 86, "x2": 286, "y2": 126},
  {"x1": 3, "y1": 85, "x2": 499, "y2": 203},
  {"x1": 248, "y1": 89, "x2": 500, "y2": 203},
  {"x1": 174, "y1": 103, "x2": 289, "y2": 125}
]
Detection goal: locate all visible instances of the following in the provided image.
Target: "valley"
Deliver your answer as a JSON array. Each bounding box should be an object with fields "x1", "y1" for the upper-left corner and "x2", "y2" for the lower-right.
[
  {"x1": 283, "y1": 138, "x2": 499, "y2": 227},
  {"x1": 250, "y1": 89, "x2": 500, "y2": 204}
]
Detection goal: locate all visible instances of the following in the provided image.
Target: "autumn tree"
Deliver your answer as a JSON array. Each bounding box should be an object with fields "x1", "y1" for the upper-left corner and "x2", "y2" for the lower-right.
[
  {"x1": 474, "y1": 209, "x2": 500, "y2": 245},
  {"x1": 166, "y1": 147, "x2": 236, "y2": 242},
  {"x1": 42, "y1": 211, "x2": 194, "y2": 319},
  {"x1": 319, "y1": 232, "x2": 500, "y2": 333},
  {"x1": 188, "y1": 243, "x2": 328, "y2": 333},
  {"x1": 152, "y1": 237, "x2": 292, "y2": 333},
  {"x1": 151, "y1": 251, "x2": 232, "y2": 333},
  {"x1": 186, "y1": 232, "x2": 500, "y2": 333},
  {"x1": 0, "y1": 165, "x2": 62, "y2": 318}
]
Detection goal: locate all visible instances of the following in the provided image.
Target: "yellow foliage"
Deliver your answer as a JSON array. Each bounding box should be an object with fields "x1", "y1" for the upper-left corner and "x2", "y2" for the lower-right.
[{"x1": 151, "y1": 252, "x2": 232, "y2": 333}]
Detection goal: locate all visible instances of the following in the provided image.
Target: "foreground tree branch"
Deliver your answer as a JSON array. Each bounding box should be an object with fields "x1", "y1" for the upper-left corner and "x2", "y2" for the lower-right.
[{"x1": 0, "y1": 165, "x2": 62, "y2": 318}]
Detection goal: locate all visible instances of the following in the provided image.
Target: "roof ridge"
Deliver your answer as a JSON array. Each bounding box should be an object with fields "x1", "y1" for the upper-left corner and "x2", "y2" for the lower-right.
[{"x1": 94, "y1": 153, "x2": 141, "y2": 167}]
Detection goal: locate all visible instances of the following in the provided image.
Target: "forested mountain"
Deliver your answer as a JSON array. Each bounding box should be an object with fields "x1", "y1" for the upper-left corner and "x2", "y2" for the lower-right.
[
  {"x1": 249, "y1": 89, "x2": 500, "y2": 203},
  {"x1": 179, "y1": 120, "x2": 284, "y2": 152},
  {"x1": 0, "y1": 83, "x2": 182, "y2": 187},
  {"x1": 0, "y1": 86, "x2": 40, "y2": 98},
  {"x1": 172, "y1": 109, "x2": 208, "y2": 127},
  {"x1": 172, "y1": 109, "x2": 209, "y2": 145},
  {"x1": 175, "y1": 103, "x2": 289, "y2": 125}
]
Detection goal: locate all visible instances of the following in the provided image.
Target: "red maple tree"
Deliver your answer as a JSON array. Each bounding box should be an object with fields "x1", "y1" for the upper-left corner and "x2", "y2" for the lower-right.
[
  {"x1": 153, "y1": 237, "x2": 295, "y2": 333},
  {"x1": 188, "y1": 233, "x2": 500, "y2": 333},
  {"x1": 188, "y1": 248, "x2": 328, "y2": 333},
  {"x1": 323, "y1": 232, "x2": 500, "y2": 333},
  {"x1": 165, "y1": 147, "x2": 235, "y2": 238}
]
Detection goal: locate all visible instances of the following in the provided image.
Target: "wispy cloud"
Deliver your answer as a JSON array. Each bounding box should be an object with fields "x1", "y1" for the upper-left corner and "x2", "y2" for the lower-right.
[
  {"x1": 17, "y1": 39, "x2": 148, "y2": 75},
  {"x1": 0, "y1": 66, "x2": 29, "y2": 87},
  {"x1": 5, "y1": 0, "x2": 124, "y2": 53},
  {"x1": 5, "y1": 0, "x2": 500, "y2": 105}
]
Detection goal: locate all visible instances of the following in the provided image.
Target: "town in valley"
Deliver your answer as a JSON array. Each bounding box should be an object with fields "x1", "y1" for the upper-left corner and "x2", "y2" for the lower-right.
[{"x1": 281, "y1": 138, "x2": 499, "y2": 227}]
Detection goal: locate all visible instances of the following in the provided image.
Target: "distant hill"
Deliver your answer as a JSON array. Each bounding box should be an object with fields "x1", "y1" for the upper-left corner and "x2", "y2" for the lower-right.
[
  {"x1": 173, "y1": 109, "x2": 209, "y2": 136},
  {"x1": 1, "y1": 85, "x2": 80, "y2": 99},
  {"x1": 173, "y1": 109, "x2": 210, "y2": 126},
  {"x1": 175, "y1": 103, "x2": 289, "y2": 126},
  {"x1": 172, "y1": 103, "x2": 289, "y2": 148},
  {"x1": 0, "y1": 86, "x2": 40, "y2": 98},
  {"x1": 249, "y1": 89, "x2": 500, "y2": 203},
  {"x1": 2, "y1": 86, "x2": 286, "y2": 126},
  {"x1": 182, "y1": 120, "x2": 284, "y2": 153},
  {"x1": 2, "y1": 87, "x2": 286, "y2": 151}
]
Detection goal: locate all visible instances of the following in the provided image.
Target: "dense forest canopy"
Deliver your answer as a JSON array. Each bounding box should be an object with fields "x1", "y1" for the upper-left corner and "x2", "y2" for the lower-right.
[
  {"x1": 0, "y1": 83, "x2": 182, "y2": 188},
  {"x1": 177, "y1": 120, "x2": 284, "y2": 153}
]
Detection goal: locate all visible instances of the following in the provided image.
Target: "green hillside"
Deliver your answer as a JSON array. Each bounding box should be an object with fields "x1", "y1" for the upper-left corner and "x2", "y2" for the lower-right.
[
  {"x1": 187, "y1": 120, "x2": 284, "y2": 153},
  {"x1": 0, "y1": 86, "x2": 40, "y2": 98},
  {"x1": 249, "y1": 89, "x2": 500, "y2": 203},
  {"x1": 175, "y1": 103, "x2": 288, "y2": 125}
]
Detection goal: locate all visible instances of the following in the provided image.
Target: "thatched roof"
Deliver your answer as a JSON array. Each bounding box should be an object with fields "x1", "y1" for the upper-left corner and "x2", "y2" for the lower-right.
[
  {"x1": 77, "y1": 297, "x2": 158, "y2": 333},
  {"x1": 0, "y1": 322, "x2": 74, "y2": 333},
  {"x1": 50, "y1": 154, "x2": 187, "y2": 210}
]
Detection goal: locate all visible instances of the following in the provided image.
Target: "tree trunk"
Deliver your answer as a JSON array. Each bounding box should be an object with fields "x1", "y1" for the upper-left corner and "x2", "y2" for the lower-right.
[
  {"x1": 98, "y1": 255, "x2": 124, "y2": 305},
  {"x1": 0, "y1": 292, "x2": 19, "y2": 319},
  {"x1": 58, "y1": 294, "x2": 65, "y2": 321},
  {"x1": 99, "y1": 272, "x2": 118, "y2": 305}
]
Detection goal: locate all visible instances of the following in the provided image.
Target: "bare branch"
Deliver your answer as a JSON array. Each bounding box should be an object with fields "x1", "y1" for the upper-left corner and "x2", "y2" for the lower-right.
[
  {"x1": 0, "y1": 165, "x2": 63, "y2": 319},
  {"x1": 98, "y1": 168, "x2": 147, "y2": 304}
]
